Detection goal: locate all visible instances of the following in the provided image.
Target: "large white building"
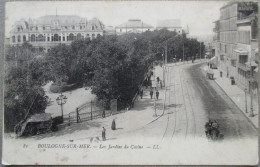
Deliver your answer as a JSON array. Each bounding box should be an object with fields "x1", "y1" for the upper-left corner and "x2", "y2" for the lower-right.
[
  {"x1": 9, "y1": 15, "x2": 105, "y2": 52},
  {"x1": 156, "y1": 19, "x2": 182, "y2": 34},
  {"x1": 115, "y1": 19, "x2": 153, "y2": 35}
]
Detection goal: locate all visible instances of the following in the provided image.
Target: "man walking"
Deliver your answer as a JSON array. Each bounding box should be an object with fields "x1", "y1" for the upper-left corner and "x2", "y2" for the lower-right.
[
  {"x1": 140, "y1": 89, "x2": 143, "y2": 99},
  {"x1": 102, "y1": 127, "x2": 106, "y2": 141},
  {"x1": 111, "y1": 119, "x2": 116, "y2": 130},
  {"x1": 156, "y1": 90, "x2": 159, "y2": 100},
  {"x1": 150, "y1": 90, "x2": 153, "y2": 99}
]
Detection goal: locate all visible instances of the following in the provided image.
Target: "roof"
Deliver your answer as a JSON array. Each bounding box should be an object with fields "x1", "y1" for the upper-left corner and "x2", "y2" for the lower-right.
[
  {"x1": 156, "y1": 19, "x2": 182, "y2": 28},
  {"x1": 36, "y1": 15, "x2": 84, "y2": 25},
  {"x1": 116, "y1": 19, "x2": 153, "y2": 28}
]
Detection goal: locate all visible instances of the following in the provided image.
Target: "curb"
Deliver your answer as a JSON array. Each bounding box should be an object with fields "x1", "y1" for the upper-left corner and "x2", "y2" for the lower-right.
[
  {"x1": 146, "y1": 67, "x2": 169, "y2": 125},
  {"x1": 200, "y1": 65, "x2": 258, "y2": 130},
  {"x1": 214, "y1": 78, "x2": 258, "y2": 130}
]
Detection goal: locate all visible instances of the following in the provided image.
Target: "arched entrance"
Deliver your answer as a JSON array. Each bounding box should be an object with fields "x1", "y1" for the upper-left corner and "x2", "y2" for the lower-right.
[
  {"x1": 31, "y1": 34, "x2": 36, "y2": 42},
  {"x1": 77, "y1": 33, "x2": 82, "y2": 40},
  {"x1": 54, "y1": 34, "x2": 59, "y2": 42}
]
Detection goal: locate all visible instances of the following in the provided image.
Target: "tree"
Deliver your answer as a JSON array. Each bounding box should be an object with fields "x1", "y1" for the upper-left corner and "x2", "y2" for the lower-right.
[{"x1": 4, "y1": 43, "x2": 48, "y2": 132}]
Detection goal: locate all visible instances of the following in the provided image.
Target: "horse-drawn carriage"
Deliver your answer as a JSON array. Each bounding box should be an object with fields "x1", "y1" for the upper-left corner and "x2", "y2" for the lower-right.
[{"x1": 206, "y1": 69, "x2": 214, "y2": 80}]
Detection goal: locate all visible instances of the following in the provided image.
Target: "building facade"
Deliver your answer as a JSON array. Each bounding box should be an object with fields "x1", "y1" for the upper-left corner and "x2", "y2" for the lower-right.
[
  {"x1": 9, "y1": 15, "x2": 105, "y2": 52},
  {"x1": 115, "y1": 19, "x2": 153, "y2": 35},
  {"x1": 156, "y1": 19, "x2": 182, "y2": 34},
  {"x1": 213, "y1": 1, "x2": 258, "y2": 92}
]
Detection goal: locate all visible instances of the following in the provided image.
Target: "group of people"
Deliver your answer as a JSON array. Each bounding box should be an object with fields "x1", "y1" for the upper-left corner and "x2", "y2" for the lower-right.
[
  {"x1": 205, "y1": 120, "x2": 219, "y2": 136},
  {"x1": 101, "y1": 118, "x2": 116, "y2": 141},
  {"x1": 139, "y1": 75, "x2": 161, "y2": 100}
]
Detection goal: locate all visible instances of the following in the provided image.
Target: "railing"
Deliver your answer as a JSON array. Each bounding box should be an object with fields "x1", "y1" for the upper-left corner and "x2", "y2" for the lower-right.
[{"x1": 237, "y1": 13, "x2": 256, "y2": 21}]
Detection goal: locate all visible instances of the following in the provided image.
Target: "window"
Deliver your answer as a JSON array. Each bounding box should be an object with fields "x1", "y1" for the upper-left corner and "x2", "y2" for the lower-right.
[
  {"x1": 37, "y1": 34, "x2": 45, "y2": 42},
  {"x1": 23, "y1": 35, "x2": 26, "y2": 42},
  {"x1": 12, "y1": 36, "x2": 15, "y2": 43},
  {"x1": 65, "y1": 26, "x2": 67, "y2": 29},
  {"x1": 77, "y1": 33, "x2": 82, "y2": 40},
  {"x1": 17, "y1": 27, "x2": 20, "y2": 32},
  {"x1": 120, "y1": 29, "x2": 122, "y2": 32},
  {"x1": 220, "y1": 55, "x2": 224, "y2": 61},
  {"x1": 92, "y1": 34, "x2": 95, "y2": 38},
  {"x1": 43, "y1": 26, "x2": 45, "y2": 30},
  {"x1": 36, "y1": 27, "x2": 38, "y2": 31},
  {"x1": 54, "y1": 34, "x2": 59, "y2": 41},
  {"x1": 92, "y1": 26, "x2": 94, "y2": 30},
  {"x1": 47, "y1": 37, "x2": 50, "y2": 41},
  {"x1": 31, "y1": 34, "x2": 36, "y2": 42},
  {"x1": 72, "y1": 26, "x2": 75, "y2": 30},
  {"x1": 68, "y1": 33, "x2": 74, "y2": 41},
  {"x1": 231, "y1": 60, "x2": 237, "y2": 67},
  {"x1": 80, "y1": 26, "x2": 82, "y2": 30},
  {"x1": 18, "y1": 35, "x2": 21, "y2": 42},
  {"x1": 63, "y1": 36, "x2": 65, "y2": 41}
]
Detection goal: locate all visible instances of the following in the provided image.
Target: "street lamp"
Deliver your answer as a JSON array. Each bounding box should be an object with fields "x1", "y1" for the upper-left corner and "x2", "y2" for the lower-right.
[
  {"x1": 56, "y1": 93, "x2": 68, "y2": 123},
  {"x1": 244, "y1": 88, "x2": 248, "y2": 113}
]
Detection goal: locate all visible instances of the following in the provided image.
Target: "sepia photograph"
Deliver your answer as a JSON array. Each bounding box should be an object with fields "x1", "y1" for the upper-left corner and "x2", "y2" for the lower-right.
[{"x1": 2, "y1": 0, "x2": 259, "y2": 165}]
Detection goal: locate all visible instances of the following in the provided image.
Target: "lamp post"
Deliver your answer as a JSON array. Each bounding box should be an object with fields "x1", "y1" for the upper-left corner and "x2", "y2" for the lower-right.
[
  {"x1": 244, "y1": 88, "x2": 248, "y2": 113},
  {"x1": 56, "y1": 92, "x2": 68, "y2": 123},
  {"x1": 249, "y1": 65, "x2": 254, "y2": 117}
]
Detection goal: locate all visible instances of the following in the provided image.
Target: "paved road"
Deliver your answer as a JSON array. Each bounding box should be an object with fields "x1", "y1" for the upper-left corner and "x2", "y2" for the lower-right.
[{"x1": 128, "y1": 62, "x2": 257, "y2": 141}]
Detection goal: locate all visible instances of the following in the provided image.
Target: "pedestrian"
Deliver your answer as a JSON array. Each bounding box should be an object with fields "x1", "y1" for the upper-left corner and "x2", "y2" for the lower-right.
[
  {"x1": 156, "y1": 90, "x2": 159, "y2": 100},
  {"x1": 111, "y1": 119, "x2": 116, "y2": 130},
  {"x1": 102, "y1": 127, "x2": 106, "y2": 141},
  {"x1": 140, "y1": 89, "x2": 143, "y2": 99},
  {"x1": 102, "y1": 109, "x2": 105, "y2": 118},
  {"x1": 160, "y1": 80, "x2": 162, "y2": 89},
  {"x1": 156, "y1": 76, "x2": 160, "y2": 83},
  {"x1": 150, "y1": 90, "x2": 153, "y2": 99}
]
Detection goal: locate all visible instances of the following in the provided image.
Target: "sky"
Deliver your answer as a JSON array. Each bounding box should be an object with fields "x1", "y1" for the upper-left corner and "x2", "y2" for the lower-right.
[{"x1": 5, "y1": 1, "x2": 228, "y2": 38}]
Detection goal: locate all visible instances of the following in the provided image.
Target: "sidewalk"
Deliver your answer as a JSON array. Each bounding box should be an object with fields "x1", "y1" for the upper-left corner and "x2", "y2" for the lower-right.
[{"x1": 202, "y1": 65, "x2": 258, "y2": 128}]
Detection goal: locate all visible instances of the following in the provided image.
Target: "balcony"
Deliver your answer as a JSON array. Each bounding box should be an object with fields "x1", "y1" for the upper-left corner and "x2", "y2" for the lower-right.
[
  {"x1": 238, "y1": 63, "x2": 250, "y2": 71},
  {"x1": 237, "y1": 13, "x2": 256, "y2": 24}
]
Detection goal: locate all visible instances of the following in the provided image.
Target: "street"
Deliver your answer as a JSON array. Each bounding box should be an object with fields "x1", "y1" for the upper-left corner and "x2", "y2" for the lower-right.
[{"x1": 125, "y1": 62, "x2": 257, "y2": 141}]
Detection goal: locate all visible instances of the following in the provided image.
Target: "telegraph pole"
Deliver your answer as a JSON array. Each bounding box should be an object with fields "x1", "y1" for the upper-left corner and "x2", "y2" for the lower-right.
[
  {"x1": 200, "y1": 42, "x2": 202, "y2": 61},
  {"x1": 182, "y1": 42, "x2": 185, "y2": 63},
  {"x1": 249, "y1": 59, "x2": 254, "y2": 117}
]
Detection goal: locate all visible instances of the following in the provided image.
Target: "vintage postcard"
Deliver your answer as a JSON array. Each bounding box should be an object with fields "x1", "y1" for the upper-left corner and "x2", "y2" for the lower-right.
[{"x1": 2, "y1": 0, "x2": 259, "y2": 165}]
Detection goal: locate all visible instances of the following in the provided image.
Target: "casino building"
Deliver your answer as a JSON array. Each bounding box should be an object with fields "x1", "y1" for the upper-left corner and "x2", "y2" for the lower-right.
[{"x1": 9, "y1": 15, "x2": 105, "y2": 52}]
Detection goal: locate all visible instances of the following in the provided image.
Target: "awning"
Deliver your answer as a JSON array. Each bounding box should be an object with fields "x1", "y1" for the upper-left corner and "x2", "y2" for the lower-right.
[
  {"x1": 234, "y1": 48, "x2": 248, "y2": 55},
  {"x1": 208, "y1": 56, "x2": 217, "y2": 64}
]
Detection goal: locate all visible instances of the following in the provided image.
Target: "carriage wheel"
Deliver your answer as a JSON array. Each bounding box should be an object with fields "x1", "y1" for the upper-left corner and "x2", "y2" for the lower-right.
[{"x1": 30, "y1": 127, "x2": 38, "y2": 136}]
